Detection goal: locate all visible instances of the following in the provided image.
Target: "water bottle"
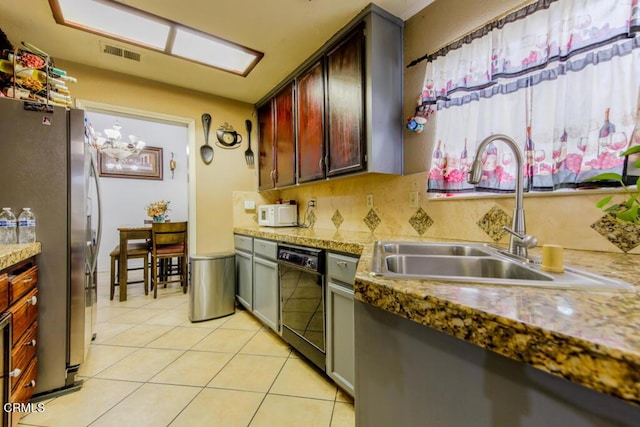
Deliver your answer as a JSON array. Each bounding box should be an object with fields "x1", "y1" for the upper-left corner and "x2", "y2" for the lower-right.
[
  {"x1": 18, "y1": 208, "x2": 36, "y2": 244},
  {"x1": 0, "y1": 208, "x2": 17, "y2": 245}
]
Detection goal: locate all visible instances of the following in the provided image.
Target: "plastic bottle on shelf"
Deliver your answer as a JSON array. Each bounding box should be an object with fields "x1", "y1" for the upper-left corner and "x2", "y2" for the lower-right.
[
  {"x1": 57, "y1": 74, "x2": 77, "y2": 83},
  {"x1": 51, "y1": 67, "x2": 78, "y2": 83},
  {"x1": 17, "y1": 208, "x2": 36, "y2": 244},
  {"x1": 0, "y1": 208, "x2": 17, "y2": 245}
]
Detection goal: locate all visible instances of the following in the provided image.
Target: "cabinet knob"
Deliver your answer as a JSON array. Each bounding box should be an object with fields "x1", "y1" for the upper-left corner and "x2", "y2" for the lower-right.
[
  {"x1": 25, "y1": 339, "x2": 36, "y2": 347},
  {"x1": 26, "y1": 380, "x2": 36, "y2": 388},
  {"x1": 10, "y1": 368, "x2": 21, "y2": 377},
  {"x1": 27, "y1": 295, "x2": 37, "y2": 306},
  {"x1": 337, "y1": 261, "x2": 348, "y2": 268},
  {"x1": 23, "y1": 278, "x2": 33, "y2": 284}
]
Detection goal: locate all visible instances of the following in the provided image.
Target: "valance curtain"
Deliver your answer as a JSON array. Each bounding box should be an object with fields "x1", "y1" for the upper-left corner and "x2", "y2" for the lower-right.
[{"x1": 421, "y1": 0, "x2": 640, "y2": 193}]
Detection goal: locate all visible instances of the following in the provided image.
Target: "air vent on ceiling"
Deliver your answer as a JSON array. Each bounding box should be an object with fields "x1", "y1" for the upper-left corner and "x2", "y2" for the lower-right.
[{"x1": 100, "y1": 42, "x2": 141, "y2": 62}]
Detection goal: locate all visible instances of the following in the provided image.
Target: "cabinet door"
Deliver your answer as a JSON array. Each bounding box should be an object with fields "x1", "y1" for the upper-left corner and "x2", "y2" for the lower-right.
[
  {"x1": 326, "y1": 25, "x2": 365, "y2": 177},
  {"x1": 326, "y1": 281, "x2": 355, "y2": 396},
  {"x1": 235, "y1": 251, "x2": 253, "y2": 310},
  {"x1": 274, "y1": 83, "x2": 296, "y2": 187},
  {"x1": 253, "y1": 257, "x2": 279, "y2": 333},
  {"x1": 257, "y1": 101, "x2": 275, "y2": 190},
  {"x1": 297, "y1": 61, "x2": 325, "y2": 183}
]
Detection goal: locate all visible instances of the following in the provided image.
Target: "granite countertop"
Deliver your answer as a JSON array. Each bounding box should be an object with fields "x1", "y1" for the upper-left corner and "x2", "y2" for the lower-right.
[
  {"x1": 233, "y1": 226, "x2": 640, "y2": 405},
  {"x1": 0, "y1": 243, "x2": 41, "y2": 271}
]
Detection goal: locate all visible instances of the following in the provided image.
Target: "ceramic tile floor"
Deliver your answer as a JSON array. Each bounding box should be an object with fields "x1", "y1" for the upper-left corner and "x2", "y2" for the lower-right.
[{"x1": 19, "y1": 271, "x2": 355, "y2": 427}]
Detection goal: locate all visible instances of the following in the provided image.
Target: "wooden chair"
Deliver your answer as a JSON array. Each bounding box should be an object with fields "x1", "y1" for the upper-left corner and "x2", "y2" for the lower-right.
[
  {"x1": 150, "y1": 221, "x2": 188, "y2": 298},
  {"x1": 144, "y1": 220, "x2": 180, "y2": 280},
  {"x1": 109, "y1": 243, "x2": 149, "y2": 300}
]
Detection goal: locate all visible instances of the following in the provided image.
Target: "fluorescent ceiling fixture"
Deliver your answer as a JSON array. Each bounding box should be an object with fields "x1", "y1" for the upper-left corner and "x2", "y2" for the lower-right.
[
  {"x1": 55, "y1": 0, "x2": 169, "y2": 49},
  {"x1": 49, "y1": 0, "x2": 263, "y2": 76},
  {"x1": 173, "y1": 28, "x2": 257, "y2": 74}
]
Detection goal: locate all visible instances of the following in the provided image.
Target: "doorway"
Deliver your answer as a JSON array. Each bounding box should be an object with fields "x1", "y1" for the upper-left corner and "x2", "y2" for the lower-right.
[{"x1": 79, "y1": 102, "x2": 194, "y2": 273}]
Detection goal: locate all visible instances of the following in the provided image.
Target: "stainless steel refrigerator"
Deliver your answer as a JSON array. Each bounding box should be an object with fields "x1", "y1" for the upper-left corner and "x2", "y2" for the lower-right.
[{"x1": 0, "y1": 96, "x2": 101, "y2": 398}]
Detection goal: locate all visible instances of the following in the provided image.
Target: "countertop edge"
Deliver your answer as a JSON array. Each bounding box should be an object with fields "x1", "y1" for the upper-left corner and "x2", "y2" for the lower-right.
[
  {"x1": 354, "y1": 275, "x2": 640, "y2": 405},
  {"x1": 233, "y1": 227, "x2": 365, "y2": 255},
  {"x1": 0, "y1": 243, "x2": 42, "y2": 270}
]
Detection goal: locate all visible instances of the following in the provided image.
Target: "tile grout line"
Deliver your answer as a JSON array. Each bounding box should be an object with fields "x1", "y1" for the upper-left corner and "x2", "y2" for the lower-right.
[
  {"x1": 245, "y1": 342, "x2": 290, "y2": 427},
  {"x1": 85, "y1": 380, "x2": 146, "y2": 427},
  {"x1": 166, "y1": 317, "x2": 265, "y2": 427}
]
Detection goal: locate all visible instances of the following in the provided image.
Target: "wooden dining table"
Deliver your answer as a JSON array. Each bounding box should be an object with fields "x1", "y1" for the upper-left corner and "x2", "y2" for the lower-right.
[{"x1": 117, "y1": 225, "x2": 152, "y2": 302}]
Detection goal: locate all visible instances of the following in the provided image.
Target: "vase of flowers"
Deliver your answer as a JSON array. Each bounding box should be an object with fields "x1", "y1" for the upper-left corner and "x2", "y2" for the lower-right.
[{"x1": 146, "y1": 200, "x2": 170, "y2": 223}]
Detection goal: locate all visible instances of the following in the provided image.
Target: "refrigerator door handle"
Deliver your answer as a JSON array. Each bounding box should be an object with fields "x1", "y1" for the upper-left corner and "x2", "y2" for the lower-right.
[{"x1": 89, "y1": 153, "x2": 102, "y2": 273}]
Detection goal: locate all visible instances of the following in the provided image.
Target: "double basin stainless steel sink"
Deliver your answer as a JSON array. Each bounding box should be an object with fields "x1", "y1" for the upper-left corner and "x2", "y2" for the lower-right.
[{"x1": 370, "y1": 241, "x2": 634, "y2": 291}]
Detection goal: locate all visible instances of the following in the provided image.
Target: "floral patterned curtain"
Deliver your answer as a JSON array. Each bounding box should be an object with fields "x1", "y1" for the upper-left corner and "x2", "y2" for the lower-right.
[{"x1": 420, "y1": 0, "x2": 640, "y2": 193}]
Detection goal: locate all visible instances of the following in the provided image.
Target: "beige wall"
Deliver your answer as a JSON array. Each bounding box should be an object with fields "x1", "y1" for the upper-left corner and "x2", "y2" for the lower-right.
[
  {"x1": 237, "y1": 0, "x2": 637, "y2": 255},
  {"x1": 60, "y1": 60, "x2": 256, "y2": 254}
]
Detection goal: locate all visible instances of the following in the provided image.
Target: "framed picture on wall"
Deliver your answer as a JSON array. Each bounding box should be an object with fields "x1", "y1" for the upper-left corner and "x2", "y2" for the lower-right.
[{"x1": 98, "y1": 146, "x2": 163, "y2": 180}]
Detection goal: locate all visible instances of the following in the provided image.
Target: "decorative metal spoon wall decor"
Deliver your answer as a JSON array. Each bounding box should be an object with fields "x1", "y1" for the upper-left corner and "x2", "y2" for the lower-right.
[{"x1": 200, "y1": 113, "x2": 213, "y2": 164}]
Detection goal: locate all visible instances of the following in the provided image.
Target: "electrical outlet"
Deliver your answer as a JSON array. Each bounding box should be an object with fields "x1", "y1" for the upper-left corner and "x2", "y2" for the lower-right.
[
  {"x1": 366, "y1": 194, "x2": 374, "y2": 209},
  {"x1": 309, "y1": 198, "x2": 316, "y2": 208},
  {"x1": 409, "y1": 192, "x2": 419, "y2": 208}
]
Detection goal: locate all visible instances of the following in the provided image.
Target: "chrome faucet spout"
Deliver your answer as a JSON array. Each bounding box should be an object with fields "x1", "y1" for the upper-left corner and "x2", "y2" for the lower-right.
[{"x1": 466, "y1": 134, "x2": 532, "y2": 258}]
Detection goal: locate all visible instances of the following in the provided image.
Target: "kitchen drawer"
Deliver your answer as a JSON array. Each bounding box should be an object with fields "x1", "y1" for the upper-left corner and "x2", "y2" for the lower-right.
[
  {"x1": 0, "y1": 273, "x2": 8, "y2": 312},
  {"x1": 10, "y1": 356, "x2": 37, "y2": 408},
  {"x1": 254, "y1": 238, "x2": 277, "y2": 260},
  {"x1": 9, "y1": 266, "x2": 38, "y2": 304},
  {"x1": 9, "y1": 288, "x2": 38, "y2": 346},
  {"x1": 11, "y1": 321, "x2": 37, "y2": 390},
  {"x1": 234, "y1": 235, "x2": 253, "y2": 253},
  {"x1": 327, "y1": 253, "x2": 359, "y2": 286}
]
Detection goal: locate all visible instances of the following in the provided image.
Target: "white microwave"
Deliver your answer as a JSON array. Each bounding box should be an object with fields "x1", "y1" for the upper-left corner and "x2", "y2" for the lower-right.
[{"x1": 258, "y1": 204, "x2": 298, "y2": 227}]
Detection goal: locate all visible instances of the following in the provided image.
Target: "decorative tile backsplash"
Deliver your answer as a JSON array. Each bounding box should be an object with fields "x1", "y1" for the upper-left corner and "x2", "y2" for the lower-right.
[
  {"x1": 364, "y1": 209, "x2": 381, "y2": 232},
  {"x1": 331, "y1": 210, "x2": 344, "y2": 230},
  {"x1": 233, "y1": 172, "x2": 640, "y2": 254},
  {"x1": 591, "y1": 213, "x2": 640, "y2": 253},
  {"x1": 477, "y1": 205, "x2": 511, "y2": 242},
  {"x1": 409, "y1": 207, "x2": 434, "y2": 236}
]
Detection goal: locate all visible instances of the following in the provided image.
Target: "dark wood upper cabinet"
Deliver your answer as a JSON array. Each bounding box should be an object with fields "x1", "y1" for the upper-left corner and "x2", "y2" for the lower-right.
[
  {"x1": 326, "y1": 25, "x2": 365, "y2": 177},
  {"x1": 255, "y1": 4, "x2": 403, "y2": 190},
  {"x1": 297, "y1": 61, "x2": 326, "y2": 183},
  {"x1": 258, "y1": 82, "x2": 296, "y2": 190},
  {"x1": 257, "y1": 101, "x2": 275, "y2": 190},
  {"x1": 274, "y1": 82, "x2": 296, "y2": 187}
]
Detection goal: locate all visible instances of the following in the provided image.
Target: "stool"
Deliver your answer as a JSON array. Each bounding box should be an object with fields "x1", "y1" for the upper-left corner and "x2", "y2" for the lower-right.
[{"x1": 110, "y1": 243, "x2": 150, "y2": 300}]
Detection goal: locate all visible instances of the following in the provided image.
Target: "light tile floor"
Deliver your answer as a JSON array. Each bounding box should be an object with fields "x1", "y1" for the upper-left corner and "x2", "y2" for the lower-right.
[{"x1": 19, "y1": 271, "x2": 355, "y2": 427}]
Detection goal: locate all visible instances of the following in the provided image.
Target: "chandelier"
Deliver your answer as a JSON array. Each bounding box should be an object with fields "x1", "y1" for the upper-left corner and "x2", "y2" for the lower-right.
[{"x1": 94, "y1": 121, "x2": 146, "y2": 160}]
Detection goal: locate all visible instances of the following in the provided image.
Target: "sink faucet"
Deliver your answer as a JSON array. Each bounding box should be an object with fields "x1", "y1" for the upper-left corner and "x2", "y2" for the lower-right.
[{"x1": 466, "y1": 134, "x2": 536, "y2": 258}]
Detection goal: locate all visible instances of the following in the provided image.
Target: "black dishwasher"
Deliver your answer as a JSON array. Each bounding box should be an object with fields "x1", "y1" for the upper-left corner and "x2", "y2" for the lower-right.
[{"x1": 277, "y1": 244, "x2": 325, "y2": 370}]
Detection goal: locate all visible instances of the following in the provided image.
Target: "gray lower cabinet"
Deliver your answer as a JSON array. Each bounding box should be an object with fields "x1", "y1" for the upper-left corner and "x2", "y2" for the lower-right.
[
  {"x1": 355, "y1": 301, "x2": 640, "y2": 427},
  {"x1": 234, "y1": 235, "x2": 253, "y2": 310},
  {"x1": 326, "y1": 252, "x2": 358, "y2": 397},
  {"x1": 252, "y1": 239, "x2": 280, "y2": 333}
]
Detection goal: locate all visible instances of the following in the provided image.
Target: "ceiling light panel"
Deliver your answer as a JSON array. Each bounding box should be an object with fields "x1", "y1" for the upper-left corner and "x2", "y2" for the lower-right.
[
  {"x1": 173, "y1": 28, "x2": 258, "y2": 74},
  {"x1": 50, "y1": 0, "x2": 263, "y2": 76},
  {"x1": 56, "y1": 0, "x2": 170, "y2": 49}
]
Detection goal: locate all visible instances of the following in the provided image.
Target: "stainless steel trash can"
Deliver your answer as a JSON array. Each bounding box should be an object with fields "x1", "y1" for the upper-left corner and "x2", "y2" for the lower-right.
[{"x1": 189, "y1": 253, "x2": 235, "y2": 322}]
